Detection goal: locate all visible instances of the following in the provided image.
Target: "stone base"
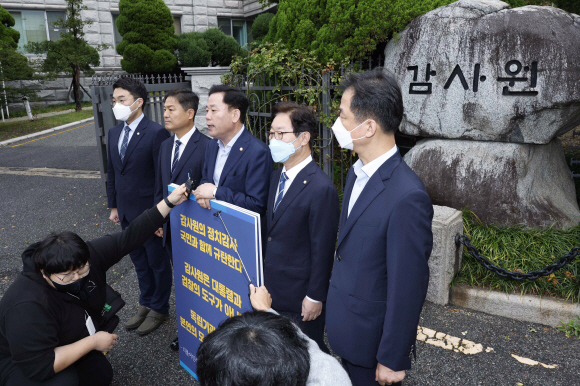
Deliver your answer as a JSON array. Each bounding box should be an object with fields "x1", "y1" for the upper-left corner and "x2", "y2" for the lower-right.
[{"x1": 404, "y1": 138, "x2": 580, "y2": 229}]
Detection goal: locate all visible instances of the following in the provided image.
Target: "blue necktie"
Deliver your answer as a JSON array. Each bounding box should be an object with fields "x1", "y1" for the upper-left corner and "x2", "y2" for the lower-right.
[
  {"x1": 119, "y1": 126, "x2": 131, "y2": 163},
  {"x1": 171, "y1": 140, "x2": 182, "y2": 175},
  {"x1": 273, "y1": 172, "x2": 288, "y2": 213}
]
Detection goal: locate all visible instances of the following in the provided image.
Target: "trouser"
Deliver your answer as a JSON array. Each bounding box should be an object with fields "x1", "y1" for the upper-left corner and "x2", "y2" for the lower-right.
[
  {"x1": 341, "y1": 358, "x2": 402, "y2": 386},
  {"x1": 4, "y1": 351, "x2": 113, "y2": 386},
  {"x1": 279, "y1": 307, "x2": 330, "y2": 354},
  {"x1": 122, "y1": 218, "x2": 172, "y2": 314}
]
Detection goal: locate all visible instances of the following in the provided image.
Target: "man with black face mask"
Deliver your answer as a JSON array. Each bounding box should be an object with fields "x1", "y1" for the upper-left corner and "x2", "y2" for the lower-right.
[{"x1": 0, "y1": 186, "x2": 190, "y2": 386}]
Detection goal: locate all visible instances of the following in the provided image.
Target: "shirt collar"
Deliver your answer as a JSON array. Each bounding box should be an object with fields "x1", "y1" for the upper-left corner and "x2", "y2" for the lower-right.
[
  {"x1": 218, "y1": 125, "x2": 245, "y2": 151},
  {"x1": 353, "y1": 145, "x2": 398, "y2": 180},
  {"x1": 282, "y1": 155, "x2": 313, "y2": 181},
  {"x1": 174, "y1": 126, "x2": 197, "y2": 147},
  {"x1": 126, "y1": 113, "x2": 145, "y2": 131}
]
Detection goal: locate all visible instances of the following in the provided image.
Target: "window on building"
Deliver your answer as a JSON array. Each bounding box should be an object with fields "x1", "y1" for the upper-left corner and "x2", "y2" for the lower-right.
[
  {"x1": 174, "y1": 16, "x2": 181, "y2": 35},
  {"x1": 218, "y1": 18, "x2": 253, "y2": 48},
  {"x1": 8, "y1": 10, "x2": 66, "y2": 53}
]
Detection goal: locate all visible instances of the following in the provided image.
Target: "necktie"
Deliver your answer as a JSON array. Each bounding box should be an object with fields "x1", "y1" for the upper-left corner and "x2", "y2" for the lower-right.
[
  {"x1": 171, "y1": 140, "x2": 182, "y2": 175},
  {"x1": 119, "y1": 126, "x2": 131, "y2": 163},
  {"x1": 273, "y1": 172, "x2": 288, "y2": 213}
]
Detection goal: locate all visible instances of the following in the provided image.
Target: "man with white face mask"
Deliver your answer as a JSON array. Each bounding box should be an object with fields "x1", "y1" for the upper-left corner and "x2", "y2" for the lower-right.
[
  {"x1": 106, "y1": 77, "x2": 171, "y2": 336},
  {"x1": 264, "y1": 102, "x2": 339, "y2": 354},
  {"x1": 326, "y1": 68, "x2": 433, "y2": 386}
]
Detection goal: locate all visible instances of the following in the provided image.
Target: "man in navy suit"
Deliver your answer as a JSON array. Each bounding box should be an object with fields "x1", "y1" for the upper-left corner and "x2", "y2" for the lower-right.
[
  {"x1": 264, "y1": 102, "x2": 339, "y2": 354},
  {"x1": 193, "y1": 85, "x2": 272, "y2": 219},
  {"x1": 107, "y1": 77, "x2": 171, "y2": 336},
  {"x1": 154, "y1": 88, "x2": 209, "y2": 258},
  {"x1": 326, "y1": 68, "x2": 433, "y2": 386}
]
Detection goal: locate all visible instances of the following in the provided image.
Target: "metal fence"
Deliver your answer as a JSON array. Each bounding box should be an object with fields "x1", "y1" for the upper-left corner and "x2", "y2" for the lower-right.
[
  {"x1": 229, "y1": 57, "x2": 419, "y2": 196},
  {"x1": 90, "y1": 74, "x2": 191, "y2": 188}
]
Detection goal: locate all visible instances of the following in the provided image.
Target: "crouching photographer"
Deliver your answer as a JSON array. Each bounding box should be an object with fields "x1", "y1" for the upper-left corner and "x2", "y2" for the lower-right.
[{"x1": 0, "y1": 185, "x2": 190, "y2": 386}]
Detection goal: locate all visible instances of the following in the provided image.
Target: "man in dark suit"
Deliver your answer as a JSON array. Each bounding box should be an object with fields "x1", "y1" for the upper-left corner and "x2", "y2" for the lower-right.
[
  {"x1": 154, "y1": 88, "x2": 209, "y2": 258},
  {"x1": 193, "y1": 85, "x2": 272, "y2": 219},
  {"x1": 107, "y1": 77, "x2": 171, "y2": 336},
  {"x1": 264, "y1": 102, "x2": 339, "y2": 354},
  {"x1": 326, "y1": 68, "x2": 434, "y2": 386}
]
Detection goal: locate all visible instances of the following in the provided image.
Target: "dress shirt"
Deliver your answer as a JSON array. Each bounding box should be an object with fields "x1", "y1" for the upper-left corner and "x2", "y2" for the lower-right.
[
  {"x1": 273, "y1": 154, "x2": 320, "y2": 303},
  {"x1": 171, "y1": 126, "x2": 197, "y2": 166},
  {"x1": 213, "y1": 126, "x2": 245, "y2": 187},
  {"x1": 117, "y1": 113, "x2": 145, "y2": 153},
  {"x1": 347, "y1": 145, "x2": 398, "y2": 217}
]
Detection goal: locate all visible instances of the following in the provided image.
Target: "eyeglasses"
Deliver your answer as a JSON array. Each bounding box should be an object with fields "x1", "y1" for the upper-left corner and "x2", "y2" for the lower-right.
[
  {"x1": 54, "y1": 263, "x2": 90, "y2": 284},
  {"x1": 268, "y1": 131, "x2": 296, "y2": 140}
]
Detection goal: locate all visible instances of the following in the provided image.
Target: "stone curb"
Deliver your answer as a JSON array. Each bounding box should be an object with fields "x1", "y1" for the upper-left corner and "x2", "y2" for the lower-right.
[
  {"x1": 0, "y1": 117, "x2": 94, "y2": 147},
  {"x1": 450, "y1": 284, "x2": 580, "y2": 327},
  {"x1": 3, "y1": 106, "x2": 93, "y2": 123}
]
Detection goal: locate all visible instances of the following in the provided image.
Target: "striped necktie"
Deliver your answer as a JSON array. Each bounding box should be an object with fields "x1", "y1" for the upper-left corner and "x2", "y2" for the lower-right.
[
  {"x1": 171, "y1": 140, "x2": 182, "y2": 175},
  {"x1": 119, "y1": 125, "x2": 131, "y2": 162},
  {"x1": 273, "y1": 172, "x2": 288, "y2": 213}
]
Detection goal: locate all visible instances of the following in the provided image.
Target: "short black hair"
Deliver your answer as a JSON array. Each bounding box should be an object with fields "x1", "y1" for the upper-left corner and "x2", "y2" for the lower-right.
[
  {"x1": 340, "y1": 67, "x2": 403, "y2": 135},
  {"x1": 208, "y1": 84, "x2": 249, "y2": 124},
  {"x1": 197, "y1": 311, "x2": 310, "y2": 386},
  {"x1": 112, "y1": 77, "x2": 148, "y2": 107},
  {"x1": 271, "y1": 102, "x2": 317, "y2": 147},
  {"x1": 33, "y1": 232, "x2": 90, "y2": 275},
  {"x1": 164, "y1": 88, "x2": 199, "y2": 118}
]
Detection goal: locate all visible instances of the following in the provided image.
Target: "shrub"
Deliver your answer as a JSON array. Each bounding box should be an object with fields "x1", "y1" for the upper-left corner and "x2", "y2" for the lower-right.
[
  {"x1": 177, "y1": 32, "x2": 211, "y2": 67},
  {"x1": 116, "y1": 0, "x2": 177, "y2": 73},
  {"x1": 202, "y1": 28, "x2": 243, "y2": 66},
  {"x1": 251, "y1": 13, "x2": 274, "y2": 43}
]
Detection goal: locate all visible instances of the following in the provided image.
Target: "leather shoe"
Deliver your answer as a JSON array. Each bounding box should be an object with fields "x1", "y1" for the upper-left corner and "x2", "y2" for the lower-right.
[
  {"x1": 124, "y1": 305, "x2": 150, "y2": 330},
  {"x1": 170, "y1": 337, "x2": 179, "y2": 351},
  {"x1": 136, "y1": 309, "x2": 168, "y2": 335}
]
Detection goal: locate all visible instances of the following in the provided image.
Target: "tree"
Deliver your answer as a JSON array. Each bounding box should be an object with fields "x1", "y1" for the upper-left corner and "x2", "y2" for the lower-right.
[
  {"x1": 26, "y1": 0, "x2": 106, "y2": 111},
  {"x1": 251, "y1": 13, "x2": 275, "y2": 43},
  {"x1": 176, "y1": 28, "x2": 243, "y2": 67},
  {"x1": 116, "y1": 0, "x2": 177, "y2": 73},
  {"x1": 176, "y1": 32, "x2": 211, "y2": 67},
  {"x1": 202, "y1": 28, "x2": 244, "y2": 66}
]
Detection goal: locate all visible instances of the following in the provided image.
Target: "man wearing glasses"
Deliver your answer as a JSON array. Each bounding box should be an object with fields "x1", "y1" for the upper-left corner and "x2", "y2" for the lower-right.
[
  {"x1": 106, "y1": 77, "x2": 171, "y2": 335},
  {"x1": 263, "y1": 102, "x2": 339, "y2": 353}
]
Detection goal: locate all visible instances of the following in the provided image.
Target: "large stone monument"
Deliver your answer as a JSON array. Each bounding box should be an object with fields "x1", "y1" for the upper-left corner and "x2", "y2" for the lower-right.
[{"x1": 385, "y1": 0, "x2": 580, "y2": 228}]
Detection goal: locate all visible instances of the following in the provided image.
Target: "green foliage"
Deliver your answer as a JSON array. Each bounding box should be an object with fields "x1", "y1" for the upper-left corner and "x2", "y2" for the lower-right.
[
  {"x1": 509, "y1": 0, "x2": 580, "y2": 14},
  {"x1": 202, "y1": 28, "x2": 243, "y2": 66},
  {"x1": 453, "y1": 210, "x2": 580, "y2": 302},
  {"x1": 176, "y1": 29, "x2": 242, "y2": 67},
  {"x1": 251, "y1": 13, "x2": 274, "y2": 43},
  {"x1": 266, "y1": 0, "x2": 456, "y2": 63},
  {"x1": 116, "y1": 0, "x2": 177, "y2": 73},
  {"x1": 504, "y1": 0, "x2": 527, "y2": 7},
  {"x1": 0, "y1": 7, "x2": 19, "y2": 49},
  {"x1": 26, "y1": 0, "x2": 106, "y2": 110},
  {"x1": 558, "y1": 316, "x2": 580, "y2": 340}
]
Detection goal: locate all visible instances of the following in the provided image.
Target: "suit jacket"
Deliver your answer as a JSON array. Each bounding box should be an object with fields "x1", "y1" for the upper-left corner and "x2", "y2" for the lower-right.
[
  {"x1": 200, "y1": 129, "x2": 273, "y2": 216},
  {"x1": 155, "y1": 128, "x2": 210, "y2": 247},
  {"x1": 264, "y1": 160, "x2": 339, "y2": 313},
  {"x1": 325, "y1": 151, "x2": 433, "y2": 370},
  {"x1": 106, "y1": 115, "x2": 170, "y2": 223}
]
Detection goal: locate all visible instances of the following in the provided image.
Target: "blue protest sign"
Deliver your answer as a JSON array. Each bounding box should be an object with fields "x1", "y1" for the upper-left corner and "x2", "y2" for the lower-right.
[{"x1": 168, "y1": 185, "x2": 263, "y2": 380}]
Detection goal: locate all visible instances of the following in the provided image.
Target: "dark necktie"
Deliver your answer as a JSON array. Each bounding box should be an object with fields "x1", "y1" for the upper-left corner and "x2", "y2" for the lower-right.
[
  {"x1": 273, "y1": 172, "x2": 288, "y2": 213},
  {"x1": 119, "y1": 126, "x2": 131, "y2": 162},
  {"x1": 171, "y1": 140, "x2": 182, "y2": 175}
]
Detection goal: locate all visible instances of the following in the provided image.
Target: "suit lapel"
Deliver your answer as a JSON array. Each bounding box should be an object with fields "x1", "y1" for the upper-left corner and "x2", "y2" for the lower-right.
[
  {"x1": 339, "y1": 168, "x2": 356, "y2": 233},
  {"x1": 270, "y1": 161, "x2": 316, "y2": 230},
  {"x1": 121, "y1": 116, "x2": 148, "y2": 169},
  {"x1": 170, "y1": 129, "x2": 201, "y2": 183},
  {"x1": 219, "y1": 129, "x2": 249, "y2": 186},
  {"x1": 267, "y1": 168, "x2": 282, "y2": 227},
  {"x1": 336, "y1": 152, "x2": 402, "y2": 248},
  {"x1": 161, "y1": 139, "x2": 173, "y2": 190},
  {"x1": 110, "y1": 125, "x2": 123, "y2": 168},
  {"x1": 206, "y1": 140, "x2": 219, "y2": 184}
]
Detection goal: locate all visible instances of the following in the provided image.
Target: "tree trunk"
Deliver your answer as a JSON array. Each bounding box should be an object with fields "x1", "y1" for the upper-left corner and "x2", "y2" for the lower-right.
[{"x1": 73, "y1": 67, "x2": 82, "y2": 111}]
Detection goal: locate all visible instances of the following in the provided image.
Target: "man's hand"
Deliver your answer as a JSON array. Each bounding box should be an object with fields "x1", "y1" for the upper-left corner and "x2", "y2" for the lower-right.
[
  {"x1": 155, "y1": 228, "x2": 163, "y2": 238},
  {"x1": 197, "y1": 198, "x2": 212, "y2": 210},
  {"x1": 249, "y1": 284, "x2": 272, "y2": 311},
  {"x1": 301, "y1": 297, "x2": 322, "y2": 321},
  {"x1": 376, "y1": 363, "x2": 405, "y2": 386},
  {"x1": 194, "y1": 183, "x2": 216, "y2": 200},
  {"x1": 109, "y1": 208, "x2": 120, "y2": 224}
]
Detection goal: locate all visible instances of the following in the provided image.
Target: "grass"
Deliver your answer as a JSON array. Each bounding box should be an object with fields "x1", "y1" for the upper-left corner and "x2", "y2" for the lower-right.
[
  {"x1": 8, "y1": 101, "x2": 92, "y2": 118},
  {"x1": 558, "y1": 316, "x2": 580, "y2": 340},
  {"x1": 0, "y1": 110, "x2": 94, "y2": 142},
  {"x1": 453, "y1": 210, "x2": 580, "y2": 302}
]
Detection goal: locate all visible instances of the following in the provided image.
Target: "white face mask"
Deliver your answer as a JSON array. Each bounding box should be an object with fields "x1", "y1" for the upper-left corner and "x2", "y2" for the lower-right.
[
  {"x1": 112, "y1": 99, "x2": 139, "y2": 122},
  {"x1": 331, "y1": 117, "x2": 369, "y2": 150}
]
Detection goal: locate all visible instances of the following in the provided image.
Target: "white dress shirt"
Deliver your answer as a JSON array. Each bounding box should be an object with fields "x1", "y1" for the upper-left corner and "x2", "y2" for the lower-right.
[
  {"x1": 273, "y1": 154, "x2": 321, "y2": 303},
  {"x1": 347, "y1": 145, "x2": 398, "y2": 217},
  {"x1": 171, "y1": 126, "x2": 197, "y2": 167},
  {"x1": 213, "y1": 126, "x2": 245, "y2": 187},
  {"x1": 273, "y1": 155, "x2": 313, "y2": 206},
  {"x1": 117, "y1": 113, "x2": 145, "y2": 154}
]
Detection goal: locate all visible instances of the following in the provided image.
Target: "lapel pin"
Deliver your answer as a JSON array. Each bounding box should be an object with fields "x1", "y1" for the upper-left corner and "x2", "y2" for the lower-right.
[
  {"x1": 136, "y1": 132, "x2": 140, "y2": 135},
  {"x1": 303, "y1": 180, "x2": 307, "y2": 184},
  {"x1": 239, "y1": 147, "x2": 243, "y2": 151}
]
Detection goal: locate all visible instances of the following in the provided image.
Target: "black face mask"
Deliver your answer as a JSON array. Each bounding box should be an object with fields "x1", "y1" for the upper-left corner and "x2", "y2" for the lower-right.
[{"x1": 51, "y1": 275, "x2": 89, "y2": 294}]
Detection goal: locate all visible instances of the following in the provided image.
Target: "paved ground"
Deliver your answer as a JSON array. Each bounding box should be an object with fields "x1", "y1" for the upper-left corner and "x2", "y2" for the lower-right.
[{"x1": 0, "y1": 122, "x2": 578, "y2": 386}]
